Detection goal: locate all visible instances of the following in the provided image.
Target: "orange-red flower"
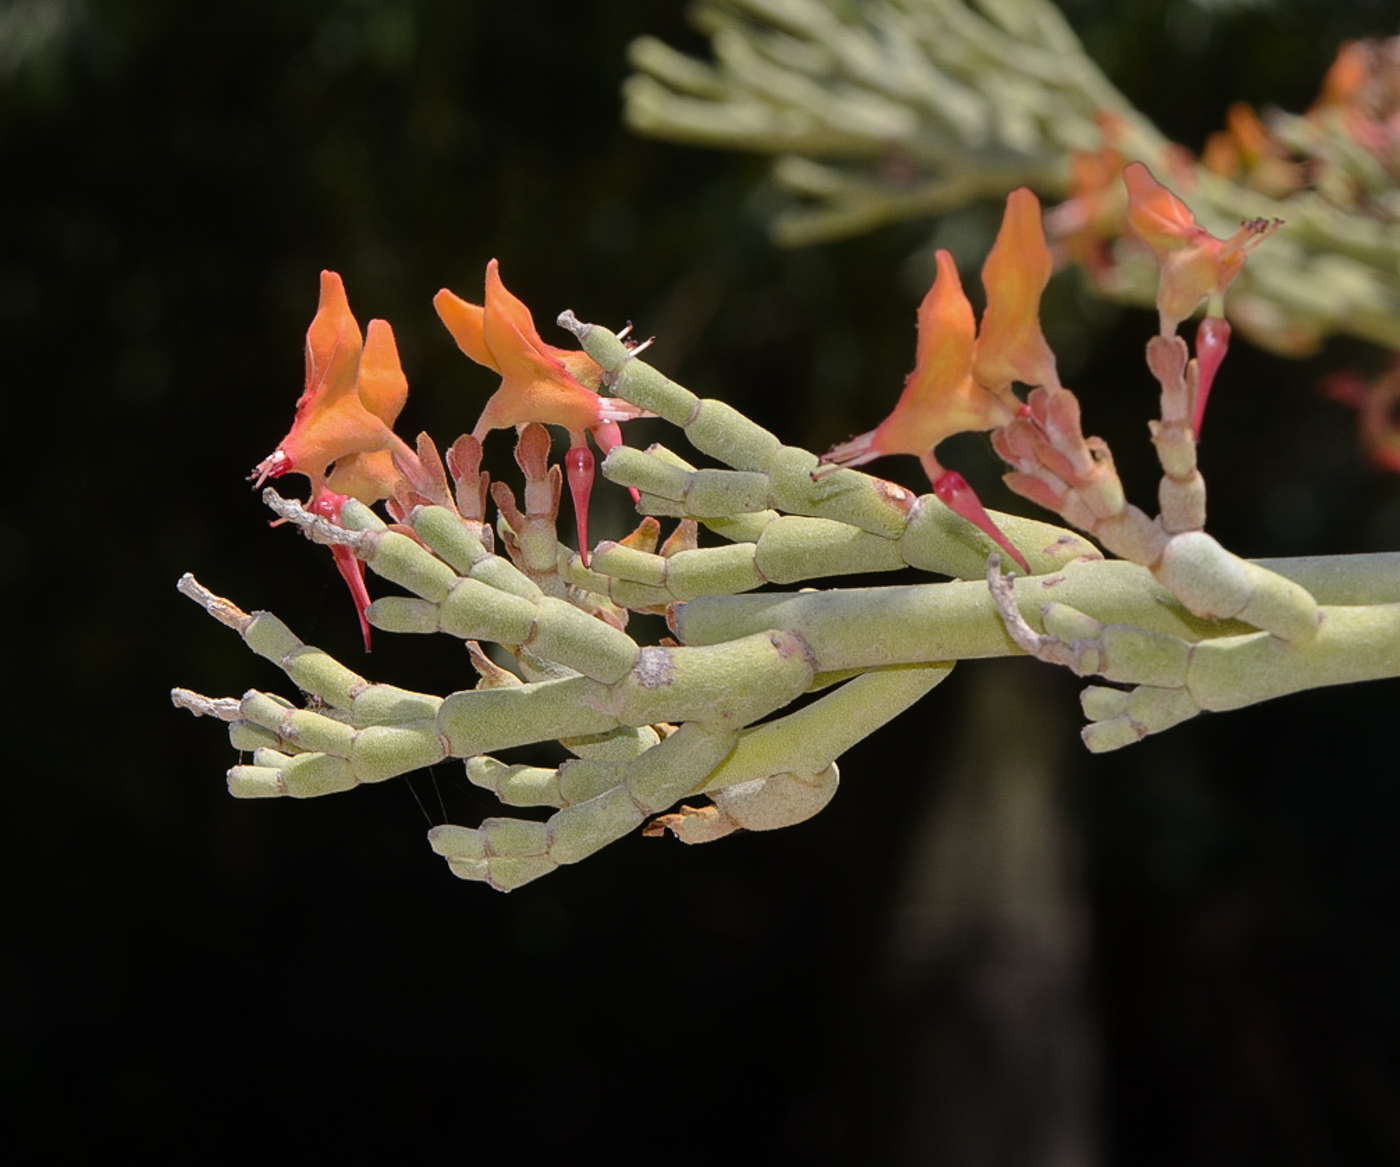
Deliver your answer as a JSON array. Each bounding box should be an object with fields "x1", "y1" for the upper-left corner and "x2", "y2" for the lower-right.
[
  {"x1": 253, "y1": 271, "x2": 413, "y2": 502},
  {"x1": 819, "y1": 187, "x2": 1062, "y2": 571},
  {"x1": 1122, "y1": 161, "x2": 1278, "y2": 335},
  {"x1": 1045, "y1": 115, "x2": 1129, "y2": 279},
  {"x1": 434, "y1": 260, "x2": 645, "y2": 561},
  {"x1": 252, "y1": 271, "x2": 416, "y2": 649},
  {"x1": 1308, "y1": 38, "x2": 1400, "y2": 170},
  {"x1": 1201, "y1": 103, "x2": 1304, "y2": 198},
  {"x1": 1123, "y1": 163, "x2": 1280, "y2": 433}
]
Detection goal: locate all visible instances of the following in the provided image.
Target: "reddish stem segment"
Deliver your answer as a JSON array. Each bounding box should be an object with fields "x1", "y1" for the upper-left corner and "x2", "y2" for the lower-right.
[
  {"x1": 564, "y1": 444, "x2": 595, "y2": 566},
  {"x1": 311, "y1": 490, "x2": 373, "y2": 651},
  {"x1": 933, "y1": 469, "x2": 1030, "y2": 573},
  {"x1": 1193, "y1": 316, "x2": 1231, "y2": 438}
]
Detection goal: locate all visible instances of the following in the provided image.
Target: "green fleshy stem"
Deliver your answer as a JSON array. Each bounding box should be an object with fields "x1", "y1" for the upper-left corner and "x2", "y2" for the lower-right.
[
  {"x1": 701, "y1": 662, "x2": 954, "y2": 792},
  {"x1": 675, "y1": 554, "x2": 1400, "y2": 673},
  {"x1": 429, "y1": 722, "x2": 740, "y2": 890}
]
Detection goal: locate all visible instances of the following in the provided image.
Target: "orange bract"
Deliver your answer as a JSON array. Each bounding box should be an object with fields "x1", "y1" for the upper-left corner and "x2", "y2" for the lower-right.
[
  {"x1": 819, "y1": 187, "x2": 1061, "y2": 573},
  {"x1": 868, "y1": 250, "x2": 982, "y2": 458},
  {"x1": 1123, "y1": 161, "x2": 1279, "y2": 334},
  {"x1": 825, "y1": 187, "x2": 1058, "y2": 473},
  {"x1": 435, "y1": 260, "x2": 621, "y2": 445},
  {"x1": 253, "y1": 271, "x2": 410, "y2": 505},
  {"x1": 434, "y1": 259, "x2": 646, "y2": 563},
  {"x1": 974, "y1": 186, "x2": 1061, "y2": 397}
]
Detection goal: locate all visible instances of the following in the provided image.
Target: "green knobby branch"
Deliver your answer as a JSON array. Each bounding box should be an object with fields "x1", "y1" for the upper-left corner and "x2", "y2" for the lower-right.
[{"x1": 174, "y1": 315, "x2": 1400, "y2": 890}]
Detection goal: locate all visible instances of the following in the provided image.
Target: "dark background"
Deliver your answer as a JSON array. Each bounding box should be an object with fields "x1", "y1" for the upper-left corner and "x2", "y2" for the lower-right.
[{"x1": 4, "y1": 0, "x2": 1399, "y2": 1162}]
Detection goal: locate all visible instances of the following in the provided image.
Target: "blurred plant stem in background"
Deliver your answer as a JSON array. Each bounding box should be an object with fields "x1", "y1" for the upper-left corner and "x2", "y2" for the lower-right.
[
  {"x1": 626, "y1": 0, "x2": 1400, "y2": 359},
  {"x1": 880, "y1": 665, "x2": 1097, "y2": 1164}
]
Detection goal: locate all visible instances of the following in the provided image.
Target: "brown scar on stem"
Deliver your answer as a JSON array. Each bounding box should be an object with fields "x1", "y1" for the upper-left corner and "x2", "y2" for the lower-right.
[{"x1": 872, "y1": 477, "x2": 917, "y2": 515}]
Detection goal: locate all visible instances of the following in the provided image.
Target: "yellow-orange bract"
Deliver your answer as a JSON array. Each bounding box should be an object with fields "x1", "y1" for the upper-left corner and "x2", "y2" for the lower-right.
[
  {"x1": 434, "y1": 259, "x2": 645, "y2": 562},
  {"x1": 823, "y1": 187, "x2": 1059, "y2": 474},
  {"x1": 974, "y1": 188, "x2": 1061, "y2": 399},
  {"x1": 253, "y1": 270, "x2": 411, "y2": 504},
  {"x1": 434, "y1": 259, "x2": 635, "y2": 446},
  {"x1": 819, "y1": 187, "x2": 1061, "y2": 573},
  {"x1": 251, "y1": 270, "x2": 417, "y2": 650},
  {"x1": 864, "y1": 249, "x2": 984, "y2": 459},
  {"x1": 1122, "y1": 161, "x2": 1277, "y2": 334}
]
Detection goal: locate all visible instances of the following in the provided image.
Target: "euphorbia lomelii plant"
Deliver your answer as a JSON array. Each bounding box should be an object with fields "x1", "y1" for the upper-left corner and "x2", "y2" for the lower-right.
[{"x1": 175, "y1": 175, "x2": 1400, "y2": 891}]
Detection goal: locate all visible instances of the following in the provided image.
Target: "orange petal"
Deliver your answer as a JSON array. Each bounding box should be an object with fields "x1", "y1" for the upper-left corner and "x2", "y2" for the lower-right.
[
  {"x1": 1202, "y1": 130, "x2": 1241, "y2": 179},
  {"x1": 482, "y1": 258, "x2": 546, "y2": 351},
  {"x1": 473, "y1": 260, "x2": 603, "y2": 437},
  {"x1": 1122, "y1": 161, "x2": 1200, "y2": 262},
  {"x1": 434, "y1": 288, "x2": 497, "y2": 372},
  {"x1": 325, "y1": 448, "x2": 404, "y2": 506},
  {"x1": 358, "y1": 319, "x2": 408, "y2": 427},
  {"x1": 974, "y1": 187, "x2": 1060, "y2": 394},
  {"x1": 869, "y1": 251, "x2": 987, "y2": 456},
  {"x1": 298, "y1": 271, "x2": 364, "y2": 416},
  {"x1": 1224, "y1": 103, "x2": 1273, "y2": 162},
  {"x1": 1314, "y1": 41, "x2": 1369, "y2": 110}
]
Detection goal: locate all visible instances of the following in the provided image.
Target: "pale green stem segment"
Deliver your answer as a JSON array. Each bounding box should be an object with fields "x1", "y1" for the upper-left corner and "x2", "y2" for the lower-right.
[
  {"x1": 431, "y1": 661, "x2": 954, "y2": 886},
  {"x1": 427, "y1": 721, "x2": 742, "y2": 890},
  {"x1": 986, "y1": 557, "x2": 1400, "y2": 751},
  {"x1": 562, "y1": 313, "x2": 1096, "y2": 581},
  {"x1": 463, "y1": 659, "x2": 952, "y2": 815},
  {"x1": 699, "y1": 661, "x2": 953, "y2": 792},
  {"x1": 678, "y1": 553, "x2": 1400, "y2": 672}
]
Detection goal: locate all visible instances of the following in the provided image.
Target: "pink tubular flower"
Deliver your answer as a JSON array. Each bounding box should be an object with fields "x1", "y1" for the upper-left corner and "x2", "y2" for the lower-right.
[
  {"x1": 818, "y1": 188, "x2": 1063, "y2": 572},
  {"x1": 434, "y1": 260, "x2": 645, "y2": 563}
]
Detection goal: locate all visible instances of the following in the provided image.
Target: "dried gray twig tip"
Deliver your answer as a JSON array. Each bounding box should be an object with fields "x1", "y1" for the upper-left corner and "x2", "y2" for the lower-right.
[
  {"x1": 170, "y1": 688, "x2": 242, "y2": 720},
  {"x1": 262, "y1": 489, "x2": 372, "y2": 551},
  {"x1": 176, "y1": 573, "x2": 251, "y2": 632},
  {"x1": 987, "y1": 555, "x2": 1038, "y2": 655}
]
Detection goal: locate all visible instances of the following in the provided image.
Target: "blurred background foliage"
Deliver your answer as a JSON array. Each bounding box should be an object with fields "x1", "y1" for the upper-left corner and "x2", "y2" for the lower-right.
[{"x1": 3, "y1": 0, "x2": 1399, "y2": 1162}]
